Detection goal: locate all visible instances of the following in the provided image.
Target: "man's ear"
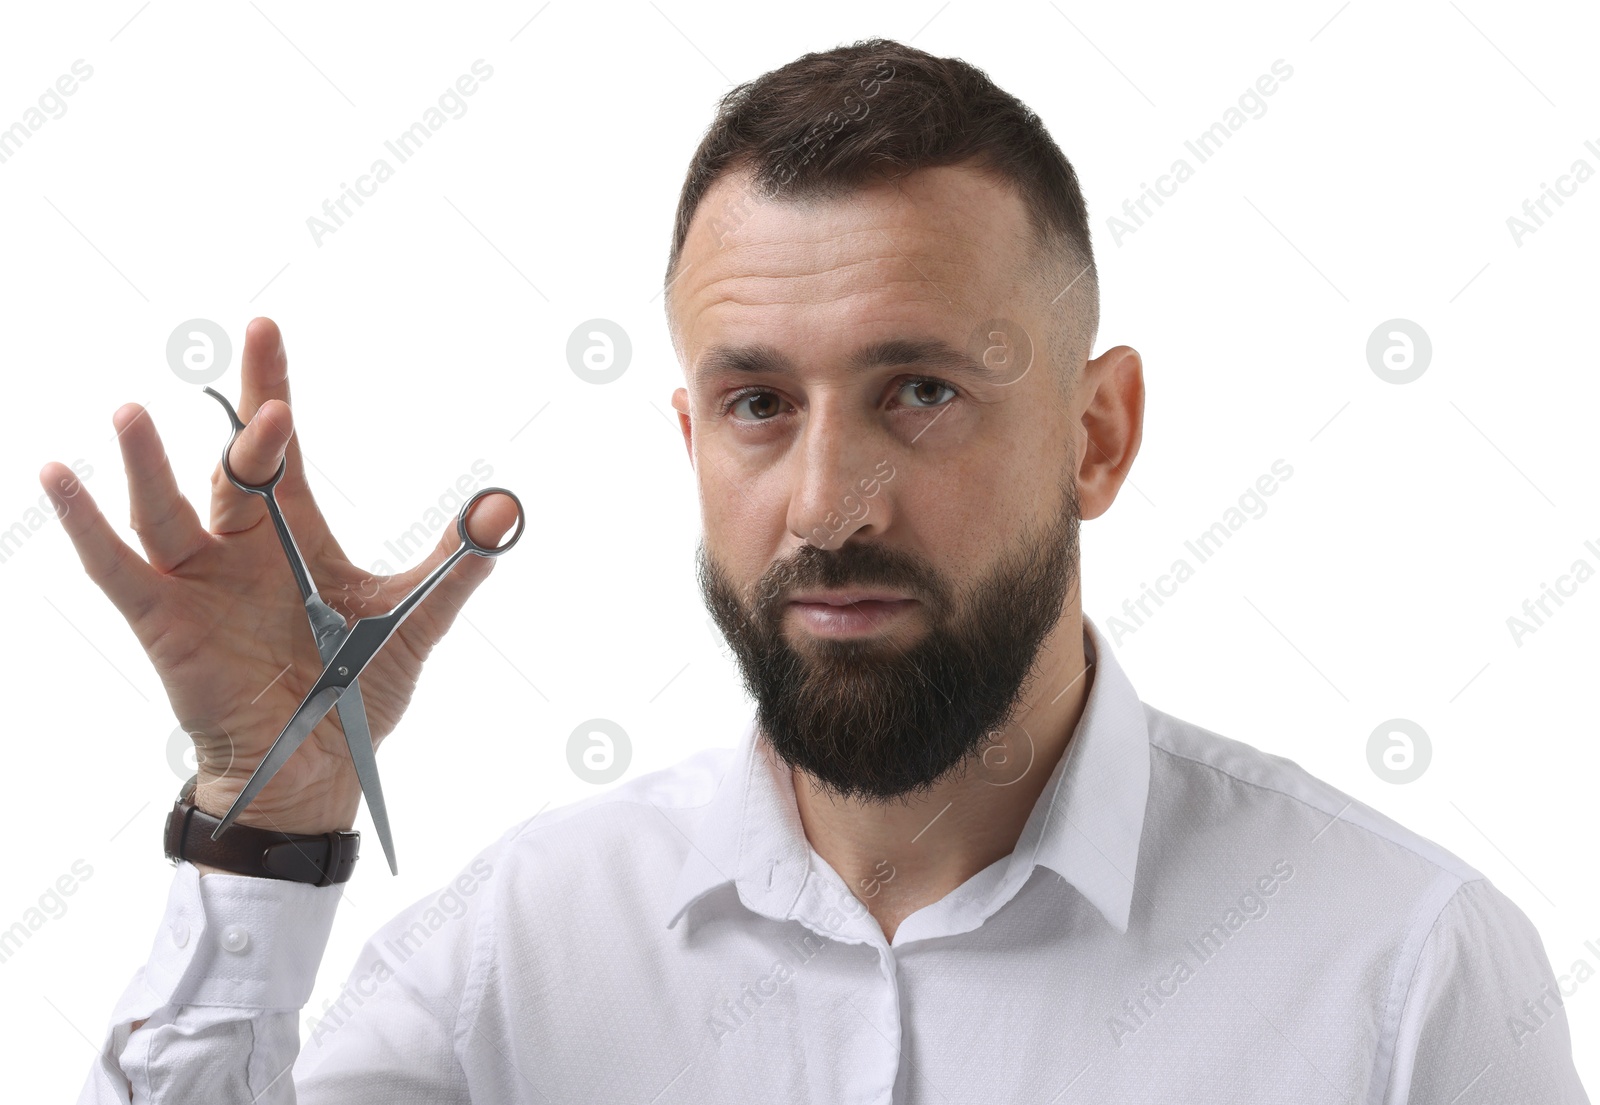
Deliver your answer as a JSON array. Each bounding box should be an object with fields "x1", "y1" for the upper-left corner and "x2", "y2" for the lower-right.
[
  {"x1": 1074, "y1": 345, "x2": 1143, "y2": 522},
  {"x1": 671, "y1": 387, "x2": 694, "y2": 469}
]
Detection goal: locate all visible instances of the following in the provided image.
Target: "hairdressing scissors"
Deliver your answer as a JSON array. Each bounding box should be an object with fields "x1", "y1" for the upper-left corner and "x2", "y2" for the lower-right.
[{"x1": 202, "y1": 387, "x2": 525, "y2": 875}]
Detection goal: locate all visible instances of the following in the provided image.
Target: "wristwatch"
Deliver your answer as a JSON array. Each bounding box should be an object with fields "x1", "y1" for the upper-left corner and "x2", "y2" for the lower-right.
[{"x1": 163, "y1": 774, "x2": 361, "y2": 886}]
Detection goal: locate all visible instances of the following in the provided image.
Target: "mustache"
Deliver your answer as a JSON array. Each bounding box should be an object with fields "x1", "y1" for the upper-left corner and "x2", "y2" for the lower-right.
[{"x1": 749, "y1": 541, "x2": 944, "y2": 610}]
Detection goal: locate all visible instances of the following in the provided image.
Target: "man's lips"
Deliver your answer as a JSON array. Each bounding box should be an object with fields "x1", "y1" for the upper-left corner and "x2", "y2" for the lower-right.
[
  {"x1": 785, "y1": 593, "x2": 918, "y2": 637},
  {"x1": 786, "y1": 591, "x2": 912, "y2": 606}
]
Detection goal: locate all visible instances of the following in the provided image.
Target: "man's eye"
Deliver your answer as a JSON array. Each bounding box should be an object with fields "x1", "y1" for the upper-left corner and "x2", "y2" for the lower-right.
[
  {"x1": 897, "y1": 378, "x2": 957, "y2": 408},
  {"x1": 721, "y1": 378, "x2": 958, "y2": 421},
  {"x1": 723, "y1": 389, "x2": 784, "y2": 419}
]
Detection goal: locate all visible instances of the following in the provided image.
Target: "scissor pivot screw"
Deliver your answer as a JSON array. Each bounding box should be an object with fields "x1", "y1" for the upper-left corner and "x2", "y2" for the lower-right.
[{"x1": 337, "y1": 666, "x2": 349, "y2": 676}]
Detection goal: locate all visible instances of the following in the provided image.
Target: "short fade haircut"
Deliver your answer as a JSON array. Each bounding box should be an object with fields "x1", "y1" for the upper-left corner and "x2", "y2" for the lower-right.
[{"x1": 663, "y1": 37, "x2": 1100, "y2": 393}]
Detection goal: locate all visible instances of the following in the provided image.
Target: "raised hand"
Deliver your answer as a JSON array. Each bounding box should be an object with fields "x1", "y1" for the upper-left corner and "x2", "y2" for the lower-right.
[{"x1": 39, "y1": 317, "x2": 519, "y2": 835}]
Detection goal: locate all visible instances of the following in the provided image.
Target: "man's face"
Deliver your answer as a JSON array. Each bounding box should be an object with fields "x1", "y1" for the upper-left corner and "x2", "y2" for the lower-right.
[{"x1": 669, "y1": 164, "x2": 1088, "y2": 805}]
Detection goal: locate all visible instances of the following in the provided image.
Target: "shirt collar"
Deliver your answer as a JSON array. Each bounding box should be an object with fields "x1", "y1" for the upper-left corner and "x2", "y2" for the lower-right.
[{"x1": 664, "y1": 613, "x2": 1151, "y2": 935}]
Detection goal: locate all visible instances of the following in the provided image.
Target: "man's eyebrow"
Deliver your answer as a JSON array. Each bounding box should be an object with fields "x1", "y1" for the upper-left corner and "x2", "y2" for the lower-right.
[{"x1": 694, "y1": 338, "x2": 1001, "y2": 386}]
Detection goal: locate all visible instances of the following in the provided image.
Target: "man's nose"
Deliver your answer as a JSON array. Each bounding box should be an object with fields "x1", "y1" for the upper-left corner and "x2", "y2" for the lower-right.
[{"x1": 786, "y1": 406, "x2": 893, "y2": 550}]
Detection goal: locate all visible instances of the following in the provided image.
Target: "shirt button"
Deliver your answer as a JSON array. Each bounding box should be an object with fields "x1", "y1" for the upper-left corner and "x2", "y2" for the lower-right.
[
  {"x1": 170, "y1": 921, "x2": 190, "y2": 948},
  {"x1": 220, "y1": 925, "x2": 251, "y2": 954}
]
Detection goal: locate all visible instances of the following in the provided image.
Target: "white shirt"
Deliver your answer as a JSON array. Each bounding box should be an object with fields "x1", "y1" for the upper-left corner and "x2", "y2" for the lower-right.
[{"x1": 80, "y1": 615, "x2": 1589, "y2": 1104}]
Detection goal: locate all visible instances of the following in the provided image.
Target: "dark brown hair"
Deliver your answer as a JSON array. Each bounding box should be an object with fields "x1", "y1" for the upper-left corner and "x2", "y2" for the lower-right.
[{"x1": 663, "y1": 36, "x2": 1099, "y2": 359}]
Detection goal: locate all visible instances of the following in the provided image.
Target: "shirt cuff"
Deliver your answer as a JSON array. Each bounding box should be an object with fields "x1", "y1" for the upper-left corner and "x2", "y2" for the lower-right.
[{"x1": 141, "y1": 860, "x2": 344, "y2": 1011}]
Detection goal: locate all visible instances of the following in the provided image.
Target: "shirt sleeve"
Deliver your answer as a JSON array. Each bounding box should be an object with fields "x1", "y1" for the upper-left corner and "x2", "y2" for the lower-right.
[
  {"x1": 1388, "y1": 876, "x2": 1591, "y2": 1104},
  {"x1": 74, "y1": 860, "x2": 344, "y2": 1104},
  {"x1": 78, "y1": 839, "x2": 505, "y2": 1105}
]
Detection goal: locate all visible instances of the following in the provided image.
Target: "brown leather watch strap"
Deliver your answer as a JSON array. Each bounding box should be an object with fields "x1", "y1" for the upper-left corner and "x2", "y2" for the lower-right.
[{"x1": 163, "y1": 775, "x2": 360, "y2": 886}]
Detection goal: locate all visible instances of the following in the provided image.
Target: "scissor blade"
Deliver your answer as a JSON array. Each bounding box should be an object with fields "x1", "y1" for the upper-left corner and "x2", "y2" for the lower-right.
[
  {"x1": 333, "y1": 679, "x2": 397, "y2": 875},
  {"x1": 305, "y1": 598, "x2": 396, "y2": 873},
  {"x1": 213, "y1": 684, "x2": 345, "y2": 840}
]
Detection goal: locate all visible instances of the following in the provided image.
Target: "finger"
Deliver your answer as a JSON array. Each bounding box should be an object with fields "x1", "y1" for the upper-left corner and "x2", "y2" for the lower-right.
[
  {"x1": 387, "y1": 493, "x2": 522, "y2": 643},
  {"x1": 208, "y1": 399, "x2": 294, "y2": 535},
  {"x1": 112, "y1": 404, "x2": 209, "y2": 573},
  {"x1": 238, "y1": 317, "x2": 310, "y2": 497},
  {"x1": 39, "y1": 461, "x2": 161, "y2": 626},
  {"x1": 238, "y1": 316, "x2": 291, "y2": 421},
  {"x1": 205, "y1": 317, "x2": 291, "y2": 535},
  {"x1": 218, "y1": 318, "x2": 350, "y2": 564}
]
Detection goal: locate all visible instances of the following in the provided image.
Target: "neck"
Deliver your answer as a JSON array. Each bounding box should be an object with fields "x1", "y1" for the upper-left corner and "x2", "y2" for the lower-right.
[{"x1": 789, "y1": 610, "x2": 1093, "y2": 943}]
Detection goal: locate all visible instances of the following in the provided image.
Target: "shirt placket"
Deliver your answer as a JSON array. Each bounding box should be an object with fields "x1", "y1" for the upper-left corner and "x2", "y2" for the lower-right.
[{"x1": 788, "y1": 855, "x2": 904, "y2": 1105}]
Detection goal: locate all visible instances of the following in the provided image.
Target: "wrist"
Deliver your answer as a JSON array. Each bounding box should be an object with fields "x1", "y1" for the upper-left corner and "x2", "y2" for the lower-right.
[
  {"x1": 167, "y1": 775, "x2": 363, "y2": 886},
  {"x1": 191, "y1": 777, "x2": 359, "y2": 836}
]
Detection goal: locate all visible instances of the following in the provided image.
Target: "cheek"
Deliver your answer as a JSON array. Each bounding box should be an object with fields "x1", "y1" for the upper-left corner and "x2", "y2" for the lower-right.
[
  {"x1": 893, "y1": 478, "x2": 995, "y2": 574},
  {"x1": 899, "y1": 438, "x2": 1051, "y2": 548},
  {"x1": 697, "y1": 465, "x2": 790, "y2": 575}
]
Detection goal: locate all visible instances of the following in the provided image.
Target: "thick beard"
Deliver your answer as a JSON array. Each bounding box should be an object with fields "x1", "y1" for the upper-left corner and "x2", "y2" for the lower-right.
[{"x1": 697, "y1": 473, "x2": 1080, "y2": 806}]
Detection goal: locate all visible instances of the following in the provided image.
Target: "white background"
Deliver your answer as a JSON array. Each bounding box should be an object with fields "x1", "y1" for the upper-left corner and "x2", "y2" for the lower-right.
[{"x1": 1, "y1": 0, "x2": 1594, "y2": 1093}]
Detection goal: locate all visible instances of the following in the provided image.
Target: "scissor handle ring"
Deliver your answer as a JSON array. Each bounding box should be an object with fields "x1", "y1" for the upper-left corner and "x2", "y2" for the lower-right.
[
  {"x1": 203, "y1": 386, "x2": 286, "y2": 496},
  {"x1": 456, "y1": 486, "x2": 526, "y2": 557}
]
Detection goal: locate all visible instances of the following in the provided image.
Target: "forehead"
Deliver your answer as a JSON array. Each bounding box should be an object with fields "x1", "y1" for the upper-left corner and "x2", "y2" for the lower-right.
[{"x1": 671, "y1": 164, "x2": 1035, "y2": 356}]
